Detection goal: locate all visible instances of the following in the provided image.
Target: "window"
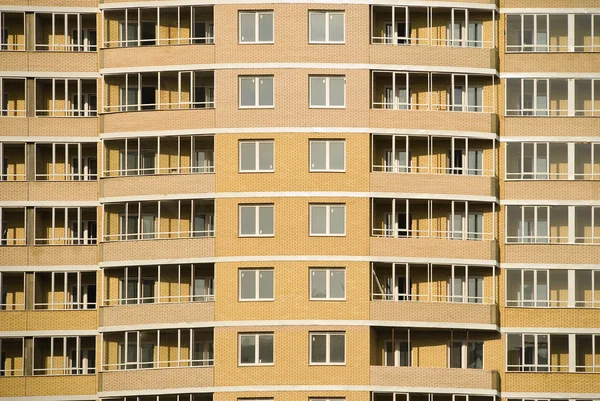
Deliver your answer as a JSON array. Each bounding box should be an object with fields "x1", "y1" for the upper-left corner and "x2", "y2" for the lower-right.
[
  {"x1": 448, "y1": 341, "x2": 483, "y2": 369},
  {"x1": 310, "y1": 268, "x2": 345, "y2": 300},
  {"x1": 239, "y1": 333, "x2": 274, "y2": 365},
  {"x1": 309, "y1": 11, "x2": 344, "y2": 43},
  {"x1": 310, "y1": 204, "x2": 345, "y2": 236},
  {"x1": 506, "y1": 269, "x2": 573, "y2": 308},
  {"x1": 447, "y1": 275, "x2": 484, "y2": 303},
  {"x1": 384, "y1": 340, "x2": 410, "y2": 366},
  {"x1": 310, "y1": 332, "x2": 345, "y2": 364},
  {"x1": 309, "y1": 140, "x2": 345, "y2": 171},
  {"x1": 118, "y1": 342, "x2": 154, "y2": 369},
  {"x1": 240, "y1": 269, "x2": 274, "y2": 301},
  {"x1": 239, "y1": 11, "x2": 274, "y2": 43},
  {"x1": 240, "y1": 141, "x2": 274, "y2": 172},
  {"x1": 119, "y1": 214, "x2": 156, "y2": 240},
  {"x1": 239, "y1": 76, "x2": 274, "y2": 108},
  {"x1": 446, "y1": 21, "x2": 483, "y2": 48},
  {"x1": 507, "y1": 333, "x2": 551, "y2": 372},
  {"x1": 119, "y1": 276, "x2": 156, "y2": 305},
  {"x1": 310, "y1": 76, "x2": 345, "y2": 108},
  {"x1": 193, "y1": 340, "x2": 214, "y2": 366},
  {"x1": 239, "y1": 205, "x2": 274, "y2": 237}
]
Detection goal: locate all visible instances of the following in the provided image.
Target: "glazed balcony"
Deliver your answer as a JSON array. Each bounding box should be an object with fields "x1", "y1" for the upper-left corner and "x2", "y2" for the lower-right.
[
  {"x1": 100, "y1": 263, "x2": 214, "y2": 326},
  {"x1": 373, "y1": 394, "x2": 495, "y2": 401},
  {"x1": 0, "y1": 78, "x2": 26, "y2": 118},
  {"x1": 101, "y1": 135, "x2": 214, "y2": 197},
  {"x1": 102, "y1": 6, "x2": 214, "y2": 68},
  {"x1": 101, "y1": 70, "x2": 214, "y2": 133},
  {"x1": 371, "y1": 262, "x2": 497, "y2": 326},
  {"x1": 371, "y1": 197, "x2": 496, "y2": 259},
  {"x1": 371, "y1": 134, "x2": 496, "y2": 196},
  {"x1": 100, "y1": 328, "x2": 214, "y2": 391},
  {"x1": 101, "y1": 199, "x2": 214, "y2": 262},
  {"x1": 0, "y1": 143, "x2": 26, "y2": 183},
  {"x1": 370, "y1": 5, "x2": 497, "y2": 69},
  {"x1": 370, "y1": 327, "x2": 498, "y2": 391},
  {"x1": 371, "y1": 71, "x2": 497, "y2": 133}
]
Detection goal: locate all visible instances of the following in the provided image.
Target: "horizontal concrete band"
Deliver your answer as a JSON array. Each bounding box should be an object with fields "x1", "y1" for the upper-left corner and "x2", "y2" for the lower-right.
[
  {"x1": 98, "y1": 0, "x2": 498, "y2": 11},
  {"x1": 99, "y1": 62, "x2": 497, "y2": 75},
  {"x1": 97, "y1": 319, "x2": 498, "y2": 333},
  {"x1": 99, "y1": 191, "x2": 497, "y2": 203},
  {"x1": 99, "y1": 127, "x2": 498, "y2": 140}
]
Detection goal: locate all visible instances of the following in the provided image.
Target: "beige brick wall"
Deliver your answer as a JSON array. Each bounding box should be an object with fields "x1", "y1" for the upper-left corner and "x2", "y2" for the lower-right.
[
  {"x1": 215, "y1": 261, "x2": 369, "y2": 321},
  {"x1": 215, "y1": 132, "x2": 370, "y2": 193}
]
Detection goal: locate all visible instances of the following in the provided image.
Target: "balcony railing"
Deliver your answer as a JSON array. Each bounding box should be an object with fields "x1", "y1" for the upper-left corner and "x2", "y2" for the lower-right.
[
  {"x1": 506, "y1": 205, "x2": 600, "y2": 244},
  {"x1": 102, "y1": 71, "x2": 214, "y2": 113},
  {"x1": 102, "y1": 328, "x2": 213, "y2": 371},
  {"x1": 371, "y1": 5, "x2": 495, "y2": 49},
  {"x1": 372, "y1": 134, "x2": 494, "y2": 176},
  {"x1": 506, "y1": 268, "x2": 600, "y2": 308},
  {"x1": 506, "y1": 14, "x2": 600, "y2": 53},
  {"x1": 0, "y1": 12, "x2": 25, "y2": 51},
  {"x1": 372, "y1": 71, "x2": 495, "y2": 113},
  {"x1": 371, "y1": 262, "x2": 496, "y2": 304},
  {"x1": 102, "y1": 264, "x2": 214, "y2": 306},
  {"x1": 103, "y1": 6, "x2": 214, "y2": 48},
  {"x1": 102, "y1": 200, "x2": 214, "y2": 242},
  {"x1": 372, "y1": 198, "x2": 496, "y2": 241},
  {"x1": 0, "y1": 78, "x2": 26, "y2": 117},
  {"x1": 34, "y1": 13, "x2": 98, "y2": 52},
  {"x1": 102, "y1": 135, "x2": 214, "y2": 177}
]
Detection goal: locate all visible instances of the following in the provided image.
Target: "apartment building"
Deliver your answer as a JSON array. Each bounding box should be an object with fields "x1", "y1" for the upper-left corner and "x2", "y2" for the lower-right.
[{"x1": 0, "y1": 0, "x2": 598, "y2": 401}]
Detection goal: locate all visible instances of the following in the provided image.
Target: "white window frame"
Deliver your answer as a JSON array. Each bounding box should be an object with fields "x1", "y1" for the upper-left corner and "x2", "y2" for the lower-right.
[
  {"x1": 383, "y1": 339, "x2": 411, "y2": 367},
  {"x1": 309, "y1": 140, "x2": 346, "y2": 172},
  {"x1": 239, "y1": 268, "x2": 275, "y2": 301},
  {"x1": 309, "y1": 204, "x2": 346, "y2": 236},
  {"x1": 506, "y1": 333, "x2": 551, "y2": 372},
  {"x1": 239, "y1": 204, "x2": 274, "y2": 237},
  {"x1": 239, "y1": 76, "x2": 274, "y2": 108},
  {"x1": 309, "y1": 268, "x2": 346, "y2": 300},
  {"x1": 238, "y1": 11, "x2": 274, "y2": 44},
  {"x1": 308, "y1": 11, "x2": 345, "y2": 44},
  {"x1": 239, "y1": 140, "x2": 274, "y2": 172},
  {"x1": 505, "y1": 268, "x2": 551, "y2": 308},
  {"x1": 238, "y1": 333, "x2": 274, "y2": 366},
  {"x1": 309, "y1": 76, "x2": 346, "y2": 108},
  {"x1": 309, "y1": 332, "x2": 346, "y2": 365},
  {"x1": 447, "y1": 340, "x2": 484, "y2": 369}
]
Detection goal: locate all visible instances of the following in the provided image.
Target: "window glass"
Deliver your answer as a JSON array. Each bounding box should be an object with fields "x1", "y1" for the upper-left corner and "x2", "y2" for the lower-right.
[
  {"x1": 258, "y1": 270, "x2": 274, "y2": 299},
  {"x1": 259, "y1": 77, "x2": 274, "y2": 106},
  {"x1": 240, "y1": 13, "x2": 256, "y2": 42},
  {"x1": 311, "y1": 334, "x2": 327, "y2": 363},
  {"x1": 329, "y1": 13, "x2": 344, "y2": 42},
  {"x1": 310, "y1": 13, "x2": 327, "y2": 42},
  {"x1": 258, "y1": 142, "x2": 274, "y2": 170},
  {"x1": 240, "y1": 270, "x2": 256, "y2": 299},
  {"x1": 330, "y1": 270, "x2": 345, "y2": 299},
  {"x1": 240, "y1": 335, "x2": 256, "y2": 363},
  {"x1": 330, "y1": 206, "x2": 345, "y2": 234},
  {"x1": 329, "y1": 141, "x2": 345, "y2": 170},
  {"x1": 330, "y1": 334, "x2": 345, "y2": 363},
  {"x1": 258, "y1": 13, "x2": 274, "y2": 42},
  {"x1": 310, "y1": 77, "x2": 327, "y2": 107},
  {"x1": 240, "y1": 142, "x2": 257, "y2": 171},
  {"x1": 311, "y1": 270, "x2": 327, "y2": 299},
  {"x1": 240, "y1": 206, "x2": 256, "y2": 236},
  {"x1": 258, "y1": 206, "x2": 274, "y2": 235},
  {"x1": 329, "y1": 77, "x2": 345, "y2": 107},
  {"x1": 310, "y1": 141, "x2": 327, "y2": 170},
  {"x1": 240, "y1": 78, "x2": 256, "y2": 107},
  {"x1": 311, "y1": 206, "x2": 327, "y2": 234},
  {"x1": 258, "y1": 334, "x2": 274, "y2": 363}
]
